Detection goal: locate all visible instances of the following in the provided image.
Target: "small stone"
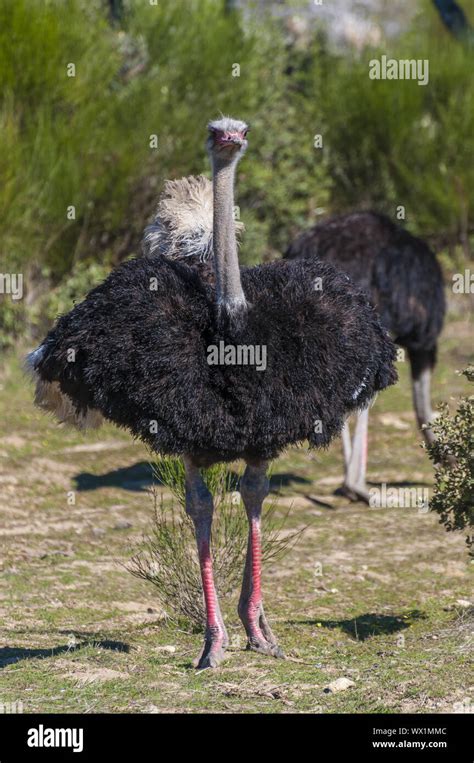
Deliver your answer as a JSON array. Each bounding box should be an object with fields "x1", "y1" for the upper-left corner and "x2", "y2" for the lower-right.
[
  {"x1": 92, "y1": 527, "x2": 106, "y2": 538},
  {"x1": 39, "y1": 550, "x2": 71, "y2": 559},
  {"x1": 323, "y1": 677, "x2": 355, "y2": 694},
  {"x1": 0, "y1": 475, "x2": 18, "y2": 484},
  {"x1": 456, "y1": 599, "x2": 472, "y2": 608},
  {"x1": 113, "y1": 520, "x2": 133, "y2": 530},
  {"x1": 379, "y1": 413, "x2": 410, "y2": 430},
  {"x1": 154, "y1": 645, "x2": 176, "y2": 654}
]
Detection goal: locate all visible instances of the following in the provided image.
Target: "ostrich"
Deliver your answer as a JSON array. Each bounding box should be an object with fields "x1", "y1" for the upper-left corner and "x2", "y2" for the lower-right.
[
  {"x1": 285, "y1": 211, "x2": 445, "y2": 503},
  {"x1": 432, "y1": 0, "x2": 473, "y2": 42},
  {"x1": 27, "y1": 119, "x2": 397, "y2": 669}
]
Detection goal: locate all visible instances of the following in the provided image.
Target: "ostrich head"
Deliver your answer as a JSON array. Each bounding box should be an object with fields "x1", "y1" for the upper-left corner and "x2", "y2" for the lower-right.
[{"x1": 206, "y1": 117, "x2": 249, "y2": 162}]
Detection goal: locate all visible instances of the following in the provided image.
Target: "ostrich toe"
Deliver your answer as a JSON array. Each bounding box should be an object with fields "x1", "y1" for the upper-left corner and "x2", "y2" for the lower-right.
[{"x1": 194, "y1": 630, "x2": 227, "y2": 670}]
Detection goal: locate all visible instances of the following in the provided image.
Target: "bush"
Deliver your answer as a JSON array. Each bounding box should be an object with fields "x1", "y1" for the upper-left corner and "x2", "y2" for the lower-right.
[
  {"x1": 0, "y1": 0, "x2": 319, "y2": 275},
  {"x1": 427, "y1": 367, "x2": 474, "y2": 556},
  {"x1": 302, "y1": 0, "x2": 474, "y2": 242},
  {"x1": 0, "y1": 0, "x2": 332, "y2": 348},
  {"x1": 128, "y1": 457, "x2": 303, "y2": 629}
]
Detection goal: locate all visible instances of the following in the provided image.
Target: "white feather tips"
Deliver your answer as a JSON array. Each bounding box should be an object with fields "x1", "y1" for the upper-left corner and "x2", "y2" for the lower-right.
[
  {"x1": 142, "y1": 174, "x2": 243, "y2": 262},
  {"x1": 25, "y1": 345, "x2": 103, "y2": 431}
]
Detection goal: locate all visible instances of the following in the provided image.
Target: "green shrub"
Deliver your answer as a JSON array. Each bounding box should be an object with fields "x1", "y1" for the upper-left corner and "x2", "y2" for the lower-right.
[
  {"x1": 128, "y1": 457, "x2": 303, "y2": 629},
  {"x1": 427, "y1": 367, "x2": 474, "y2": 556},
  {"x1": 302, "y1": 0, "x2": 474, "y2": 240},
  {"x1": 0, "y1": 0, "x2": 331, "y2": 329}
]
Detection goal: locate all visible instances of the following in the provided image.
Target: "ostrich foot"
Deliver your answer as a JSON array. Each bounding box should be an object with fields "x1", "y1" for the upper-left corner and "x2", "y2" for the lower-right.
[
  {"x1": 239, "y1": 605, "x2": 285, "y2": 659},
  {"x1": 246, "y1": 637, "x2": 285, "y2": 659},
  {"x1": 194, "y1": 629, "x2": 227, "y2": 670},
  {"x1": 335, "y1": 483, "x2": 370, "y2": 504},
  {"x1": 337, "y1": 484, "x2": 370, "y2": 504}
]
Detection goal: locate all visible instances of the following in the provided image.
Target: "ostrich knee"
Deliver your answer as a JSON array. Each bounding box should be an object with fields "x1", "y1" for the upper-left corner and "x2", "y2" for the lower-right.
[
  {"x1": 337, "y1": 407, "x2": 370, "y2": 503},
  {"x1": 183, "y1": 457, "x2": 227, "y2": 669},
  {"x1": 239, "y1": 462, "x2": 269, "y2": 519},
  {"x1": 411, "y1": 366, "x2": 436, "y2": 446},
  {"x1": 238, "y1": 462, "x2": 284, "y2": 658},
  {"x1": 341, "y1": 419, "x2": 352, "y2": 471},
  {"x1": 408, "y1": 348, "x2": 456, "y2": 465},
  {"x1": 408, "y1": 348, "x2": 437, "y2": 446}
]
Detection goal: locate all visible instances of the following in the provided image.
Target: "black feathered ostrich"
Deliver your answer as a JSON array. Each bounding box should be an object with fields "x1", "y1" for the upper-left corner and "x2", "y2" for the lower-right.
[
  {"x1": 27, "y1": 119, "x2": 397, "y2": 669},
  {"x1": 285, "y1": 212, "x2": 445, "y2": 503},
  {"x1": 432, "y1": 0, "x2": 473, "y2": 42}
]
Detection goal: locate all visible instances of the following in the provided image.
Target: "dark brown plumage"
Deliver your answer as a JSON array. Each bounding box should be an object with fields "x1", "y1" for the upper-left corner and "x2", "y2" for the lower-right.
[
  {"x1": 285, "y1": 211, "x2": 445, "y2": 355},
  {"x1": 285, "y1": 210, "x2": 446, "y2": 502}
]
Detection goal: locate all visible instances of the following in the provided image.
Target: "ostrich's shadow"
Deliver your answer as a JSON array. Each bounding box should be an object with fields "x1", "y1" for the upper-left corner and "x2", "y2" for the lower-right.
[
  {"x1": 73, "y1": 462, "x2": 312, "y2": 494},
  {"x1": 368, "y1": 480, "x2": 431, "y2": 488},
  {"x1": 269, "y1": 472, "x2": 312, "y2": 489},
  {"x1": 289, "y1": 610, "x2": 426, "y2": 640},
  {"x1": 0, "y1": 633, "x2": 129, "y2": 669},
  {"x1": 74, "y1": 461, "x2": 154, "y2": 492}
]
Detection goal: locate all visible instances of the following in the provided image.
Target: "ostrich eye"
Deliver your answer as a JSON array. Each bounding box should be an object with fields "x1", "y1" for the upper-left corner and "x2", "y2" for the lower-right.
[{"x1": 243, "y1": 128, "x2": 249, "y2": 137}]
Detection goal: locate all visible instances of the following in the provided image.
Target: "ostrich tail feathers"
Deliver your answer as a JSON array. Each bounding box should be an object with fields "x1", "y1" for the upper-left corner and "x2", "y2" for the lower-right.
[
  {"x1": 142, "y1": 174, "x2": 244, "y2": 262},
  {"x1": 24, "y1": 346, "x2": 103, "y2": 431}
]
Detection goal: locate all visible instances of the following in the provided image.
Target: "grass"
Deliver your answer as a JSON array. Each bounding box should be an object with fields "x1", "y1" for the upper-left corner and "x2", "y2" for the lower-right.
[{"x1": 0, "y1": 313, "x2": 472, "y2": 713}]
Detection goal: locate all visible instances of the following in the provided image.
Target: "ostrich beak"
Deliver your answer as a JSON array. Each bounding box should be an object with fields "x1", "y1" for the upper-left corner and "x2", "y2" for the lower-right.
[{"x1": 217, "y1": 131, "x2": 245, "y2": 147}]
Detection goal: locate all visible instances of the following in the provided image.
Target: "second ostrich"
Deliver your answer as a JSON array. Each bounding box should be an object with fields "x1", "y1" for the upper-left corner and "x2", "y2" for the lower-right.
[
  {"x1": 285, "y1": 212, "x2": 446, "y2": 503},
  {"x1": 27, "y1": 119, "x2": 397, "y2": 668}
]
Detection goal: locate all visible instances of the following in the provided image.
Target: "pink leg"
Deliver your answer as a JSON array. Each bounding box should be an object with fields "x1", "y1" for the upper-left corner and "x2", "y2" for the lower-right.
[
  {"x1": 238, "y1": 461, "x2": 284, "y2": 658},
  {"x1": 184, "y1": 456, "x2": 227, "y2": 669}
]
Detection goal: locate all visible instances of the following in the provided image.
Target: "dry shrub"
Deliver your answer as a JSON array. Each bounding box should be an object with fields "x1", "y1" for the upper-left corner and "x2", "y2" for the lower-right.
[{"x1": 128, "y1": 457, "x2": 303, "y2": 629}]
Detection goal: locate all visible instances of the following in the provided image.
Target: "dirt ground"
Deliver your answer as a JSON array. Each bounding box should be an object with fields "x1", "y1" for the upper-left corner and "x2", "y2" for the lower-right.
[{"x1": 0, "y1": 316, "x2": 472, "y2": 714}]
